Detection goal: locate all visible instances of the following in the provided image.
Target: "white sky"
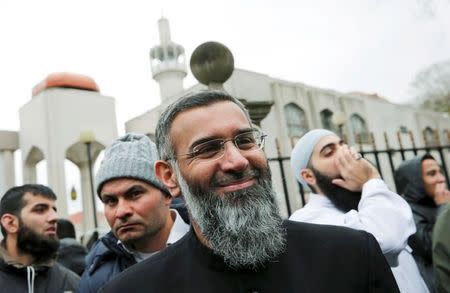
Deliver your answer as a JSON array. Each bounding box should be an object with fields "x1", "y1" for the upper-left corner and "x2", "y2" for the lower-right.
[{"x1": 1, "y1": 0, "x2": 450, "y2": 214}]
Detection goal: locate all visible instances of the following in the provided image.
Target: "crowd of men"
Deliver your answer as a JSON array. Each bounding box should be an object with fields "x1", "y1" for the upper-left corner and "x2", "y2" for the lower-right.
[{"x1": 0, "y1": 90, "x2": 448, "y2": 292}]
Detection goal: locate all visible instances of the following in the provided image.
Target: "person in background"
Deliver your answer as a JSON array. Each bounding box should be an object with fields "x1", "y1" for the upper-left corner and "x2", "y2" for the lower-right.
[
  {"x1": 56, "y1": 218, "x2": 87, "y2": 276},
  {"x1": 432, "y1": 202, "x2": 450, "y2": 293},
  {"x1": 0, "y1": 184, "x2": 80, "y2": 292},
  {"x1": 77, "y1": 133, "x2": 189, "y2": 293},
  {"x1": 395, "y1": 154, "x2": 450, "y2": 292},
  {"x1": 289, "y1": 129, "x2": 428, "y2": 293}
]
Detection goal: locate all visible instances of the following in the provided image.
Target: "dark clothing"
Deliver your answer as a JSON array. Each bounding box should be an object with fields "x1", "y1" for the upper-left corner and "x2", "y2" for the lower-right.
[
  {"x1": 57, "y1": 237, "x2": 88, "y2": 276},
  {"x1": 77, "y1": 231, "x2": 136, "y2": 293},
  {"x1": 432, "y1": 203, "x2": 450, "y2": 293},
  {"x1": 394, "y1": 156, "x2": 446, "y2": 292},
  {"x1": 0, "y1": 244, "x2": 80, "y2": 293},
  {"x1": 100, "y1": 221, "x2": 399, "y2": 293}
]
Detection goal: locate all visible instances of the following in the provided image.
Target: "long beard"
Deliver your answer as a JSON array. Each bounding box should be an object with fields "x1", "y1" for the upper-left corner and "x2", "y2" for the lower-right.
[
  {"x1": 312, "y1": 167, "x2": 362, "y2": 213},
  {"x1": 17, "y1": 221, "x2": 59, "y2": 262},
  {"x1": 174, "y1": 164, "x2": 286, "y2": 270}
]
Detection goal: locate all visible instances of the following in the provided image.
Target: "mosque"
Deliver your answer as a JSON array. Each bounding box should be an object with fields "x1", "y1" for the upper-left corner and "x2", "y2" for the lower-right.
[{"x1": 0, "y1": 17, "x2": 449, "y2": 236}]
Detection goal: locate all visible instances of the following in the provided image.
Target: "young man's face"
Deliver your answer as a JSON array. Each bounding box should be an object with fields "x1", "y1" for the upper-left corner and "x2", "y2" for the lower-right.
[
  {"x1": 306, "y1": 135, "x2": 361, "y2": 212},
  {"x1": 421, "y1": 158, "x2": 446, "y2": 198},
  {"x1": 17, "y1": 193, "x2": 59, "y2": 259},
  {"x1": 100, "y1": 178, "x2": 171, "y2": 249},
  {"x1": 309, "y1": 134, "x2": 345, "y2": 182},
  {"x1": 19, "y1": 193, "x2": 58, "y2": 239},
  {"x1": 169, "y1": 100, "x2": 269, "y2": 197}
]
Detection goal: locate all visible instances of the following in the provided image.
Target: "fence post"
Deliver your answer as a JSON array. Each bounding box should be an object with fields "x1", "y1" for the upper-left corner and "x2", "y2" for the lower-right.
[
  {"x1": 275, "y1": 138, "x2": 292, "y2": 216},
  {"x1": 397, "y1": 131, "x2": 406, "y2": 161},
  {"x1": 409, "y1": 130, "x2": 418, "y2": 156}
]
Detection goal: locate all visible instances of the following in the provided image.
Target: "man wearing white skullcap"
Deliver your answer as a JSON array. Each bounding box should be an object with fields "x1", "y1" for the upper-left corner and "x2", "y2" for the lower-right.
[{"x1": 289, "y1": 129, "x2": 429, "y2": 293}]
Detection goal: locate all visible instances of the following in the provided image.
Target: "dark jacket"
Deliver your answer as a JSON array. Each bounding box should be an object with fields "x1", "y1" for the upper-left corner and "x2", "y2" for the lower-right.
[
  {"x1": 100, "y1": 221, "x2": 399, "y2": 293},
  {"x1": 57, "y1": 237, "x2": 88, "y2": 276},
  {"x1": 77, "y1": 231, "x2": 136, "y2": 293},
  {"x1": 0, "y1": 244, "x2": 80, "y2": 293},
  {"x1": 394, "y1": 155, "x2": 446, "y2": 292}
]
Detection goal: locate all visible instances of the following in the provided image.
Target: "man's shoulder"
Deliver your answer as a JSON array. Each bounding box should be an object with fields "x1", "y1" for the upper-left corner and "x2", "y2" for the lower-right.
[
  {"x1": 286, "y1": 220, "x2": 370, "y2": 246},
  {"x1": 99, "y1": 231, "x2": 192, "y2": 292}
]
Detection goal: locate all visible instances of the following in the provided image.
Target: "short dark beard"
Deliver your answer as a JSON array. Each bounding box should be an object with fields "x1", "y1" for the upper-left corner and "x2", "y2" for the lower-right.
[
  {"x1": 17, "y1": 220, "x2": 59, "y2": 262},
  {"x1": 312, "y1": 167, "x2": 362, "y2": 213},
  {"x1": 174, "y1": 164, "x2": 286, "y2": 270}
]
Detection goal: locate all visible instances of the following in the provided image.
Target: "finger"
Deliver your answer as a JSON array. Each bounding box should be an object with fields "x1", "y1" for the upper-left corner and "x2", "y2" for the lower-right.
[{"x1": 331, "y1": 178, "x2": 346, "y2": 188}]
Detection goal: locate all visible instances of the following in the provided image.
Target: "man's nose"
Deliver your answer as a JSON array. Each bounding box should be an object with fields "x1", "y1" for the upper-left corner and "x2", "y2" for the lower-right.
[
  {"x1": 115, "y1": 199, "x2": 133, "y2": 219},
  {"x1": 48, "y1": 209, "x2": 58, "y2": 223},
  {"x1": 219, "y1": 141, "x2": 249, "y2": 172}
]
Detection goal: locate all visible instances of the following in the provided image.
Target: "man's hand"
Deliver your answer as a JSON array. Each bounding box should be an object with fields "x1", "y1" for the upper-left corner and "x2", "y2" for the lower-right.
[
  {"x1": 433, "y1": 182, "x2": 450, "y2": 205},
  {"x1": 331, "y1": 145, "x2": 381, "y2": 191}
]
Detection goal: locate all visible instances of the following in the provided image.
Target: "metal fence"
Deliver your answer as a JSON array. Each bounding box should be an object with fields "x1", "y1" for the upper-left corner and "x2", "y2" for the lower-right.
[{"x1": 268, "y1": 129, "x2": 450, "y2": 216}]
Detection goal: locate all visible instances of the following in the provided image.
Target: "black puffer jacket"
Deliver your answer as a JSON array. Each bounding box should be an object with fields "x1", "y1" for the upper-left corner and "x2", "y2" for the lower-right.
[{"x1": 394, "y1": 155, "x2": 446, "y2": 292}]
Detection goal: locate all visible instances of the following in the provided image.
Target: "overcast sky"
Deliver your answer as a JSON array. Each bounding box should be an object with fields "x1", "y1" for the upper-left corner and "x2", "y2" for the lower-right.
[
  {"x1": 1, "y1": 0, "x2": 450, "y2": 215},
  {"x1": 1, "y1": 0, "x2": 449, "y2": 134}
]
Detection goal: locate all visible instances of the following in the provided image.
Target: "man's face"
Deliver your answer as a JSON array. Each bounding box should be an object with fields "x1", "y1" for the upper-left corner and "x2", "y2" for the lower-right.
[
  {"x1": 421, "y1": 159, "x2": 446, "y2": 198},
  {"x1": 308, "y1": 135, "x2": 361, "y2": 212},
  {"x1": 168, "y1": 101, "x2": 285, "y2": 269},
  {"x1": 170, "y1": 101, "x2": 269, "y2": 197},
  {"x1": 17, "y1": 193, "x2": 59, "y2": 260},
  {"x1": 100, "y1": 178, "x2": 171, "y2": 249},
  {"x1": 309, "y1": 135, "x2": 344, "y2": 180}
]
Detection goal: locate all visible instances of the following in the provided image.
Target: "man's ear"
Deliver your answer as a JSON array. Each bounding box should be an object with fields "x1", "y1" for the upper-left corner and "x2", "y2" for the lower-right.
[
  {"x1": 0, "y1": 214, "x2": 19, "y2": 235},
  {"x1": 301, "y1": 168, "x2": 316, "y2": 186},
  {"x1": 155, "y1": 160, "x2": 181, "y2": 197}
]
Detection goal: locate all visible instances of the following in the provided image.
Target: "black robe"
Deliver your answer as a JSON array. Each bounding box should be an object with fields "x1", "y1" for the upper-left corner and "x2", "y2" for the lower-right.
[{"x1": 100, "y1": 221, "x2": 399, "y2": 293}]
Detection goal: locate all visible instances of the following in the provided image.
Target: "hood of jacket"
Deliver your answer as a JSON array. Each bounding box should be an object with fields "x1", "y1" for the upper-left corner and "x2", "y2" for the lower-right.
[
  {"x1": 85, "y1": 231, "x2": 134, "y2": 275},
  {"x1": 394, "y1": 155, "x2": 436, "y2": 206},
  {"x1": 0, "y1": 241, "x2": 54, "y2": 274}
]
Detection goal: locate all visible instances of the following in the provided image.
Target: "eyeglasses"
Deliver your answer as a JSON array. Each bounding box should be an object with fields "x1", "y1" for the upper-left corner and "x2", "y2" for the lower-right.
[{"x1": 176, "y1": 130, "x2": 267, "y2": 162}]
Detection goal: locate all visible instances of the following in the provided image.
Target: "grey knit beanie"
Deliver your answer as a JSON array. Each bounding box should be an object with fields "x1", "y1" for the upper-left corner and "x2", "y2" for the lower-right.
[
  {"x1": 95, "y1": 133, "x2": 169, "y2": 196},
  {"x1": 290, "y1": 129, "x2": 336, "y2": 186}
]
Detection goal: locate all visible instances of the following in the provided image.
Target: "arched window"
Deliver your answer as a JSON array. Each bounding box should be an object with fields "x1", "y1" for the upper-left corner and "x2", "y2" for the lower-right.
[
  {"x1": 284, "y1": 103, "x2": 309, "y2": 143},
  {"x1": 320, "y1": 109, "x2": 335, "y2": 131},
  {"x1": 350, "y1": 114, "x2": 369, "y2": 143}
]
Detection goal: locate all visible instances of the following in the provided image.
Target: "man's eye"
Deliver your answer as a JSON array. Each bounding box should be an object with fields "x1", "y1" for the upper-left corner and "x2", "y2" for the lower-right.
[
  {"x1": 102, "y1": 197, "x2": 117, "y2": 205},
  {"x1": 193, "y1": 141, "x2": 222, "y2": 156},
  {"x1": 236, "y1": 135, "x2": 256, "y2": 149}
]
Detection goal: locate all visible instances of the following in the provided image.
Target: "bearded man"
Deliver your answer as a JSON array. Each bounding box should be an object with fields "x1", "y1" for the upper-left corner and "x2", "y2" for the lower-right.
[
  {"x1": 289, "y1": 129, "x2": 429, "y2": 293},
  {"x1": 0, "y1": 184, "x2": 80, "y2": 292},
  {"x1": 100, "y1": 90, "x2": 399, "y2": 293}
]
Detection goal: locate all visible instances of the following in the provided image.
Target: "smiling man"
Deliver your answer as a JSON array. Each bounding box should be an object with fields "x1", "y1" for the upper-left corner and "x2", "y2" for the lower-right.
[
  {"x1": 0, "y1": 184, "x2": 80, "y2": 292},
  {"x1": 100, "y1": 90, "x2": 399, "y2": 293},
  {"x1": 77, "y1": 133, "x2": 189, "y2": 293}
]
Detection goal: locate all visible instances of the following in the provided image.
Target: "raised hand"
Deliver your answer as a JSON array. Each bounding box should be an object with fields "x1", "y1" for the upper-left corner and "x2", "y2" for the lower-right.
[
  {"x1": 433, "y1": 182, "x2": 450, "y2": 205},
  {"x1": 331, "y1": 145, "x2": 380, "y2": 191}
]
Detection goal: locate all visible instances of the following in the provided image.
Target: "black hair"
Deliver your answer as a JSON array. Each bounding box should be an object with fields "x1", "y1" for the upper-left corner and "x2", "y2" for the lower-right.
[{"x1": 0, "y1": 184, "x2": 57, "y2": 238}]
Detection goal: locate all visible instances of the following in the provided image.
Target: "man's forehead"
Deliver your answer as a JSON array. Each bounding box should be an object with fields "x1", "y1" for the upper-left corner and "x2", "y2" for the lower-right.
[
  {"x1": 422, "y1": 159, "x2": 439, "y2": 170},
  {"x1": 170, "y1": 101, "x2": 250, "y2": 144},
  {"x1": 23, "y1": 192, "x2": 55, "y2": 206},
  {"x1": 313, "y1": 135, "x2": 340, "y2": 154}
]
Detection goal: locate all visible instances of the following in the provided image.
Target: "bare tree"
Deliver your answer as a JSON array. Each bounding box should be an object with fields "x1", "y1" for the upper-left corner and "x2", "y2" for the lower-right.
[{"x1": 410, "y1": 60, "x2": 450, "y2": 114}]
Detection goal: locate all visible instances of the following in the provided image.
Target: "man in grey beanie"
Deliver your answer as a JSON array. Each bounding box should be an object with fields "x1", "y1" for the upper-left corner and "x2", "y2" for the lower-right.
[
  {"x1": 289, "y1": 129, "x2": 429, "y2": 293},
  {"x1": 78, "y1": 133, "x2": 189, "y2": 293}
]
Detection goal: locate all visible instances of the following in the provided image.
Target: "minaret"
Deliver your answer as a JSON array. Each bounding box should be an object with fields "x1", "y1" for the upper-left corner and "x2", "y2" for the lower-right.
[{"x1": 150, "y1": 17, "x2": 187, "y2": 102}]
